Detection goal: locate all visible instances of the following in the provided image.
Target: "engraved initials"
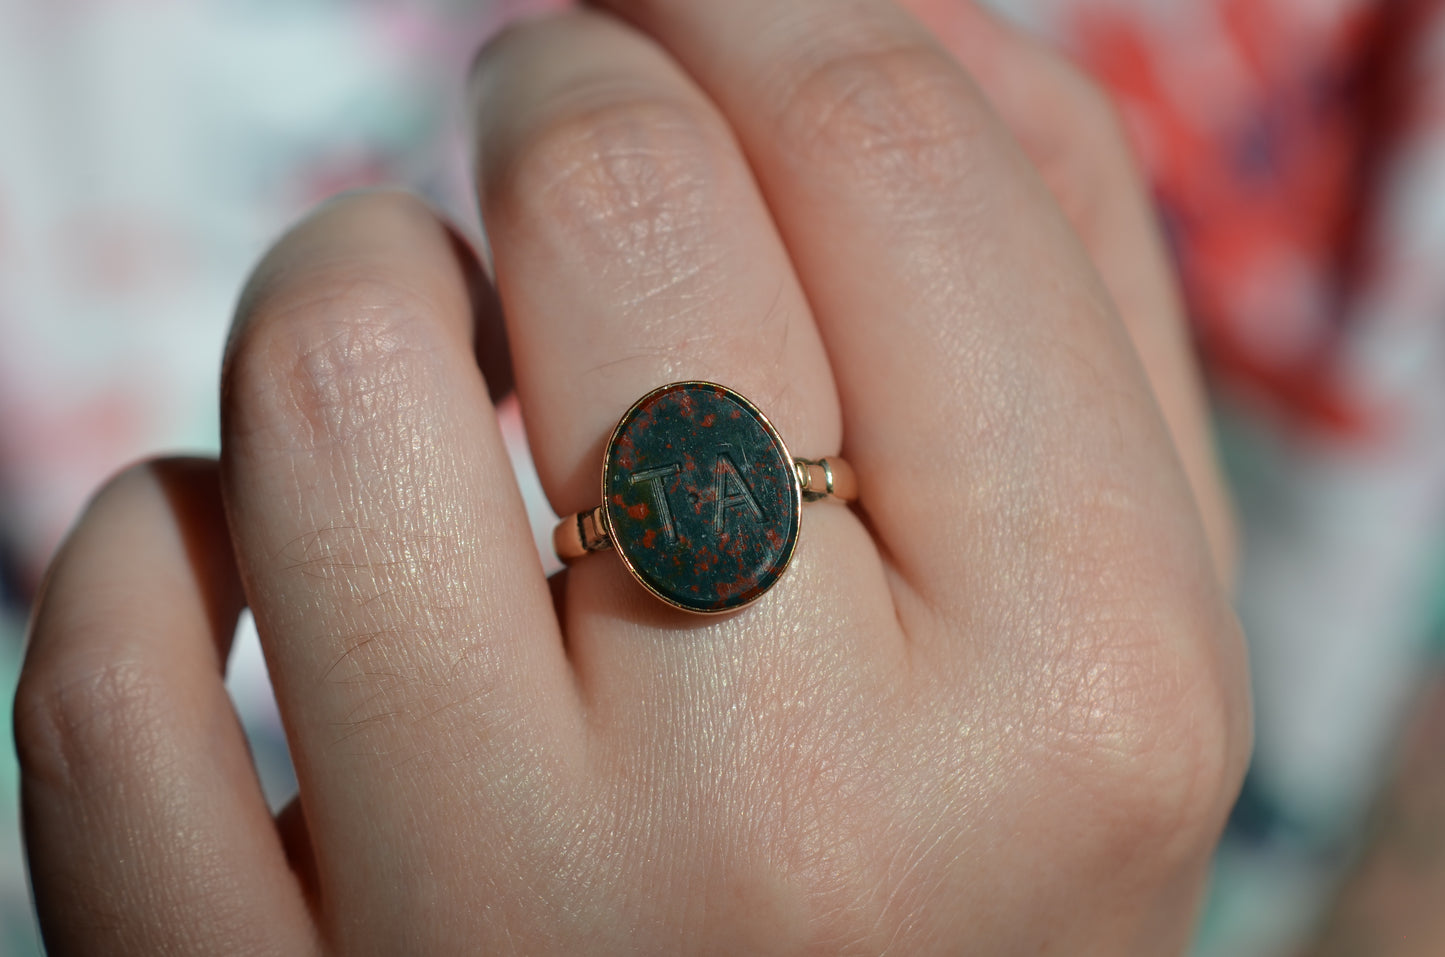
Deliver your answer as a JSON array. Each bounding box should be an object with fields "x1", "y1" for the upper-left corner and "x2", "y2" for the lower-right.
[
  {"x1": 627, "y1": 455, "x2": 766, "y2": 545},
  {"x1": 629, "y1": 464, "x2": 680, "y2": 542},
  {"x1": 713, "y1": 453, "x2": 764, "y2": 527}
]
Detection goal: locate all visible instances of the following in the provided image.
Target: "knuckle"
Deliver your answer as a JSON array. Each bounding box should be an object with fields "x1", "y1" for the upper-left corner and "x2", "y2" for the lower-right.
[
  {"x1": 1045, "y1": 611, "x2": 1248, "y2": 863},
  {"x1": 225, "y1": 265, "x2": 449, "y2": 452},
  {"x1": 14, "y1": 653, "x2": 173, "y2": 794},
  {"x1": 495, "y1": 91, "x2": 730, "y2": 274},
  {"x1": 772, "y1": 40, "x2": 985, "y2": 202}
]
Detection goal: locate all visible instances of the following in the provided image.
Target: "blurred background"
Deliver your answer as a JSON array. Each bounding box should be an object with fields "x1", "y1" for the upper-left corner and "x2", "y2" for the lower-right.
[{"x1": 3, "y1": 0, "x2": 1445, "y2": 953}]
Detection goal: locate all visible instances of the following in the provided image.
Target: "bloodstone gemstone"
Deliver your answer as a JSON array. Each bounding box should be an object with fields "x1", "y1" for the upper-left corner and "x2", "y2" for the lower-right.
[{"x1": 602, "y1": 382, "x2": 801, "y2": 613}]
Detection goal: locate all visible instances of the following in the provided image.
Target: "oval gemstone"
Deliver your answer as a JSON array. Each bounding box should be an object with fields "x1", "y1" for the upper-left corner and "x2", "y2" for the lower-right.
[{"x1": 602, "y1": 382, "x2": 801, "y2": 613}]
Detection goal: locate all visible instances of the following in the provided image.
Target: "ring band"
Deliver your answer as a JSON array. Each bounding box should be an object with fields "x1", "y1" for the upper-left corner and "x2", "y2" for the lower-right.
[{"x1": 552, "y1": 381, "x2": 855, "y2": 614}]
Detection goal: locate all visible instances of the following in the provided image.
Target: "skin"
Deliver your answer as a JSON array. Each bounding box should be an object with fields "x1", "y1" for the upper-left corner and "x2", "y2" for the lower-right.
[{"x1": 14, "y1": 1, "x2": 1251, "y2": 954}]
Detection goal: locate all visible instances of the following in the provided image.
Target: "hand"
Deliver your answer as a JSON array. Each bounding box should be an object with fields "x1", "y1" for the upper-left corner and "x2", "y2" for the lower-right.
[{"x1": 16, "y1": 1, "x2": 1249, "y2": 953}]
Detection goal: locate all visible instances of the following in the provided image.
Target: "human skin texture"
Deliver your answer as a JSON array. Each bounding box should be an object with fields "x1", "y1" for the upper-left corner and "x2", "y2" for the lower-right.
[{"x1": 15, "y1": 1, "x2": 1250, "y2": 954}]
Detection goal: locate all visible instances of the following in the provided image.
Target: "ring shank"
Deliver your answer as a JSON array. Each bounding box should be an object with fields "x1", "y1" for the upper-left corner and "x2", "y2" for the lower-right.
[
  {"x1": 552, "y1": 504, "x2": 610, "y2": 562},
  {"x1": 795, "y1": 456, "x2": 857, "y2": 503},
  {"x1": 553, "y1": 456, "x2": 855, "y2": 565}
]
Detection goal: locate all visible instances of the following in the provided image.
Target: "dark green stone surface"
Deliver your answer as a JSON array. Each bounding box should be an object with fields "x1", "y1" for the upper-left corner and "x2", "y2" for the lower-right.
[{"x1": 603, "y1": 382, "x2": 800, "y2": 613}]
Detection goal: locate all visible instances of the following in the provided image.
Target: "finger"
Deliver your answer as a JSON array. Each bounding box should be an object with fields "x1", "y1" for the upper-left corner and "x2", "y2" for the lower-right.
[
  {"x1": 220, "y1": 190, "x2": 578, "y2": 944},
  {"x1": 14, "y1": 458, "x2": 316, "y2": 956},
  {"x1": 899, "y1": 0, "x2": 1235, "y2": 581},
  {"x1": 592, "y1": 0, "x2": 1220, "y2": 628},
  {"x1": 471, "y1": 12, "x2": 896, "y2": 698},
  {"x1": 472, "y1": 10, "x2": 840, "y2": 518}
]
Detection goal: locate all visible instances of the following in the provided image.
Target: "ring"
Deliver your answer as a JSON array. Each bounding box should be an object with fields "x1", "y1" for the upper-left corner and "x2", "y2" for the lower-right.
[{"x1": 553, "y1": 381, "x2": 856, "y2": 614}]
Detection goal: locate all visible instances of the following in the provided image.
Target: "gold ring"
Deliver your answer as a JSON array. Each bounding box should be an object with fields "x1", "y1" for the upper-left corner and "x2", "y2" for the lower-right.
[{"x1": 553, "y1": 381, "x2": 855, "y2": 614}]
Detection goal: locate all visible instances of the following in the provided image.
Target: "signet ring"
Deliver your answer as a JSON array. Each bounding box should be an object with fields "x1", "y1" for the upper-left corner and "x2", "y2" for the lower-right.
[{"x1": 552, "y1": 381, "x2": 856, "y2": 614}]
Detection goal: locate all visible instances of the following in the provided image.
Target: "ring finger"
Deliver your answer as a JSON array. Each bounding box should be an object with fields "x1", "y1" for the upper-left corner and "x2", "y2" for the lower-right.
[{"x1": 471, "y1": 8, "x2": 897, "y2": 717}]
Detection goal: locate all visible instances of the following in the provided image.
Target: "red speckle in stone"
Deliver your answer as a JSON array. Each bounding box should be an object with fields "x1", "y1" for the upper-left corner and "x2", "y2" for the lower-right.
[
  {"x1": 701, "y1": 413, "x2": 715, "y2": 427},
  {"x1": 615, "y1": 433, "x2": 638, "y2": 470},
  {"x1": 765, "y1": 528, "x2": 784, "y2": 549},
  {"x1": 693, "y1": 547, "x2": 716, "y2": 575},
  {"x1": 628, "y1": 502, "x2": 650, "y2": 520},
  {"x1": 612, "y1": 493, "x2": 625, "y2": 506},
  {"x1": 715, "y1": 576, "x2": 757, "y2": 601},
  {"x1": 642, "y1": 528, "x2": 657, "y2": 548}
]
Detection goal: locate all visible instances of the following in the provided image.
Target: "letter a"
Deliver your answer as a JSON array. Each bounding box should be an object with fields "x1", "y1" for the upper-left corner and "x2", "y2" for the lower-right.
[{"x1": 713, "y1": 453, "x2": 764, "y2": 528}]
